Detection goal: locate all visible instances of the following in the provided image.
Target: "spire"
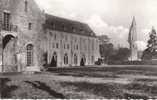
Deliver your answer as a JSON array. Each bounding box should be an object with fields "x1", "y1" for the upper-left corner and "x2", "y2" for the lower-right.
[
  {"x1": 128, "y1": 16, "x2": 138, "y2": 61},
  {"x1": 128, "y1": 16, "x2": 137, "y2": 45},
  {"x1": 132, "y1": 16, "x2": 136, "y2": 27}
]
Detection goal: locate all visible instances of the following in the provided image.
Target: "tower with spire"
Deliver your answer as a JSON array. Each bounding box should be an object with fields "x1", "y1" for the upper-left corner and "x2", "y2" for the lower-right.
[{"x1": 128, "y1": 17, "x2": 138, "y2": 61}]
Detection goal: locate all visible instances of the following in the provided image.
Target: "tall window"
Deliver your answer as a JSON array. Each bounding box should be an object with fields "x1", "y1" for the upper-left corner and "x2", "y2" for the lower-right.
[
  {"x1": 74, "y1": 54, "x2": 78, "y2": 65},
  {"x1": 26, "y1": 44, "x2": 33, "y2": 66},
  {"x1": 67, "y1": 44, "x2": 70, "y2": 50},
  {"x1": 54, "y1": 34, "x2": 57, "y2": 40},
  {"x1": 91, "y1": 56, "x2": 94, "y2": 64},
  {"x1": 3, "y1": 12, "x2": 10, "y2": 31},
  {"x1": 92, "y1": 40, "x2": 94, "y2": 50},
  {"x1": 64, "y1": 53, "x2": 68, "y2": 65},
  {"x1": 28, "y1": 23, "x2": 32, "y2": 30},
  {"x1": 56, "y1": 43, "x2": 59, "y2": 49},
  {"x1": 25, "y1": 0, "x2": 28, "y2": 12}
]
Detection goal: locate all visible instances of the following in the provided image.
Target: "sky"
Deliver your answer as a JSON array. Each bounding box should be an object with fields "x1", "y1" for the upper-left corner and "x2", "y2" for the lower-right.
[{"x1": 34, "y1": 0, "x2": 157, "y2": 50}]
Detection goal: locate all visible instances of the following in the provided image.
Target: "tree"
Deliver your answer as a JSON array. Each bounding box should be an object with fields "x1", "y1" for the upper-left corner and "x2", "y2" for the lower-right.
[
  {"x1": 142, "y1": 27, "x2": 157, "y2": 60},
  {"x1": 115, "y1": 48, "x2": 131, "y2": 61},
  {"x1": 99, "y1": 43, "x2": 114, "y2": 63}
]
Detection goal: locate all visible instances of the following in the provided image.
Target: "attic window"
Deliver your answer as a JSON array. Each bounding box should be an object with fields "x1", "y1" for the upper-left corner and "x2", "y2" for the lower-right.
[{"x1": 24, "y1": 0, "x2": 28, "y2": 12}]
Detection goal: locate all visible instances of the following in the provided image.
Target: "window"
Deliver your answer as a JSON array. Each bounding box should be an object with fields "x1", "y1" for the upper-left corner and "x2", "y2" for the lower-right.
[
  {"x1": 53, "y1": 43, "x2": 55, "y2": 48},
  {"x1": 74, "y1": 54, "x2": 78, "y2": 65},
  {"x1": 26, "y1": 44, "x2": 33, "y2": 66},
  {"x1": 92, "y1": 40, "x2": 94, "y2": 50},
  {"x1": 51, "y1": 23, "x2": 55, "y2": 29},
  {"x1": 72, "y1": 27, "x2": 75, "y2": 32},
  {"x1": 64, "y1": 44, "x2": 66, "y2": 49},
  {"x1": 65, "y1": 35, "x2": 68, "y2": 41},
  {"x1": 76, "y1": 45, "x2": 79, "y2": 50},
  {"x1": 24, "y1": 0, "x2": 28, "y2": 12},
  {"x1": 67, "y1": 44, "x2": 70, "y2": 49},
  {"x1": 54, "y1": 34, "x2": 57, "y2": 40},
  {"x1": 64, "y1": 53, "x2": 68, "y2": 65},
  {"x1": 91, "y1": 56, "x2": 94, "y2": 64},
  {"x1": 62, "y1": 24, "x2": 65, "y2": 31},
  {"x1": 56, "y1": 43, "x2": 59, "y2": 49},
  {"x1": 75, "y1": 38, "x2": 77, "y2": 42},
  {"x1": 3, "y1": 12, "x2": 10, "y2": 31},
  {"x1": 28, "y1": 23, "x2": 32, "y2": 30},
  {"x1": 49, "y1": 32, "x2": 53, "y2": 37}
]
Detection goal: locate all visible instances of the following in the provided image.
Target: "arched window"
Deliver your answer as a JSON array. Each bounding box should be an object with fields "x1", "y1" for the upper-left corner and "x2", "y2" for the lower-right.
[
  {"x1": 74, "y1": 54, "x2": 78, "y2": 65},
  {"x1": 64, "y1": 53, "x2": 68, "y2": 65},
  {"x1": 26, "y1": 44, "x2": 33, "y2": 66}
]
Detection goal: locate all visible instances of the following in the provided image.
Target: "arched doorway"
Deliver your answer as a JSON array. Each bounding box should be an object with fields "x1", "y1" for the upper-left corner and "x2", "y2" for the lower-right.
[
  {"x1": 80, "y1": 55, "x2": 86, "y2": 66},
  {"x1": 50, "y1": 52, "x2": 57, "y2": 67},
  {"x1": 26, "y1": 44, "x2": 34, "y2": 66},
  {"x1": 3, "y1": 34, "x2": 17, "y2": 72}
]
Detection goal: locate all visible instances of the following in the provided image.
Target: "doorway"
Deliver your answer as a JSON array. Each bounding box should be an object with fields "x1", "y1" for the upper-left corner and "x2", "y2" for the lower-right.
[
  {"x1": 80, "y1": 55, "x2": 86, "y2": 66},
  {"x1": 50, "y1": 52, "x2": 57, "y2": 67},
  {"x1": 2, "y1": 34, "x2": 17, "y2": 72}
]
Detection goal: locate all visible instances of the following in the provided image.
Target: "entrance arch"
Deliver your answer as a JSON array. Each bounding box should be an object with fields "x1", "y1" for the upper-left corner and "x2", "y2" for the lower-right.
[
  {"x1": 3, "y1": 34, "x2": 17, "y2": 72},
  {"x1": 50, "y1": 52, "x2": 57, "y2": 67},
  {"x1": 3, "y1": 35, "x2": 15, "y2": 49},
  {"x1": 80, "y1": 55, "x2": 86, "y2": 66}
]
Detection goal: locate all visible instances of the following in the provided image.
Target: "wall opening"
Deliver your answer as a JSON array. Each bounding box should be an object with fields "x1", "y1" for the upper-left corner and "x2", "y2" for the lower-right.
[
  {"x1": 26, "y1": 44, "x2": 34, "y2": 66},
  {"x1": 50, "y1": 52, "x2": 57, "y2": 67}
]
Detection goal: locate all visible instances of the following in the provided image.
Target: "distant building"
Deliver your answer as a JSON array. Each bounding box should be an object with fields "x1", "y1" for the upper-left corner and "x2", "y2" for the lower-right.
[
  {"x1": 128, "y1": 17, "x2": 138, "y2": 61},
  {"x1": 0, "y1": 0, "x2": 100, "y2": 72}
]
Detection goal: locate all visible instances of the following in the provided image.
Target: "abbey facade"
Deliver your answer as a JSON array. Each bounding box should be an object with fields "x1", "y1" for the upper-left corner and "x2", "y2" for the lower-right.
[{"x1": 0, "y1": 0, "x2": 100, "y2": 72}]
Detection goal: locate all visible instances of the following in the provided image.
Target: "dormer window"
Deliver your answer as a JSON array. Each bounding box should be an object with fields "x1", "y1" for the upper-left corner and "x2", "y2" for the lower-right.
[{"x1": 25, "y1": 0, "x2": 28, "y2": 12}]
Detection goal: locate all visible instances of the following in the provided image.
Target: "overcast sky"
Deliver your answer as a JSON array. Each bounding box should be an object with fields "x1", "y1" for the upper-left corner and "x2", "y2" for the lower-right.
[{"x1": 34, "y1": 0, "x2": 157, "y2": 50}]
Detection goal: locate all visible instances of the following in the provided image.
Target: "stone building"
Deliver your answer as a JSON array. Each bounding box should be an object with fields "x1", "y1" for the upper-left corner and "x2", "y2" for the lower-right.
[{"x1": 0, "y1": 0, "x2": 100, "y2": 72}]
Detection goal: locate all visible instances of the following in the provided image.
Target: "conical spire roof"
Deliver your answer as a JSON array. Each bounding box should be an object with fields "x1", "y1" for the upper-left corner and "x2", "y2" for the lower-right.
[{"x1": 128, "y1": 16, "x2": 137, "y2": 45}]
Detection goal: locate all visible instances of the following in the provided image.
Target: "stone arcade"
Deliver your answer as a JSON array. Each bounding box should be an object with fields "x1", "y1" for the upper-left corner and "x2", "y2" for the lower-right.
[{"x1": 0, "y1": 0, "x2": 100, "y2": 72}]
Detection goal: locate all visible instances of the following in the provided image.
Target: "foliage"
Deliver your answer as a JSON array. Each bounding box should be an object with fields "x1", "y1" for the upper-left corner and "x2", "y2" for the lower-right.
[
  {"x1": 109, "y1": 47, "x2": 131, "y2": 62},
  {"x1": 142, "y1": 27, "x2": 157, "y2": 60},
  {"x1": 95, "y1": 58, "x2": 103, "y2": 65},
  {"x1": 99, "y1": 43, "x2": 114, "y2": 63}
]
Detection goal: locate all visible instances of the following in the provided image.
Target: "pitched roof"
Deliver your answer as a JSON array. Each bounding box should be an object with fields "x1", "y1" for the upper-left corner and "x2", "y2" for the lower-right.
[{"x1": 44, "y1": 14, "x2": 96, "y2": 37}]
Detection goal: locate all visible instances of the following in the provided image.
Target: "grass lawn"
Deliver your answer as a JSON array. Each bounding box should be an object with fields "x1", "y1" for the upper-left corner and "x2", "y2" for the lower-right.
[{"x1": 1, "y1": 65, "x2": 157, "y2": 99}]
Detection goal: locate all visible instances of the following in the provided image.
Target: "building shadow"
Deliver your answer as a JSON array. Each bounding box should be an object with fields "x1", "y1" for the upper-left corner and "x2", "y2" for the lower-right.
[
  {"x1": 0, "y1": 78, "x2": 18, "y2": 98},
  {"x1": 25, "y1": 81, "x2": 65, "y2": 99}
]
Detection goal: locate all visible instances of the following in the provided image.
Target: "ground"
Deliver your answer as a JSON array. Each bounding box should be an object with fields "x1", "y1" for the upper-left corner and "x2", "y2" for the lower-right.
[{"x1": 1, "y1": 65, "x2": 157, "y2": 99}]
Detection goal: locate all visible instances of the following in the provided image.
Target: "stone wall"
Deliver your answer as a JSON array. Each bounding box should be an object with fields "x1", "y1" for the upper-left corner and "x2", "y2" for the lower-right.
[{"x1": 0, "y1": 0, "x2": 45, "y2": 72}]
